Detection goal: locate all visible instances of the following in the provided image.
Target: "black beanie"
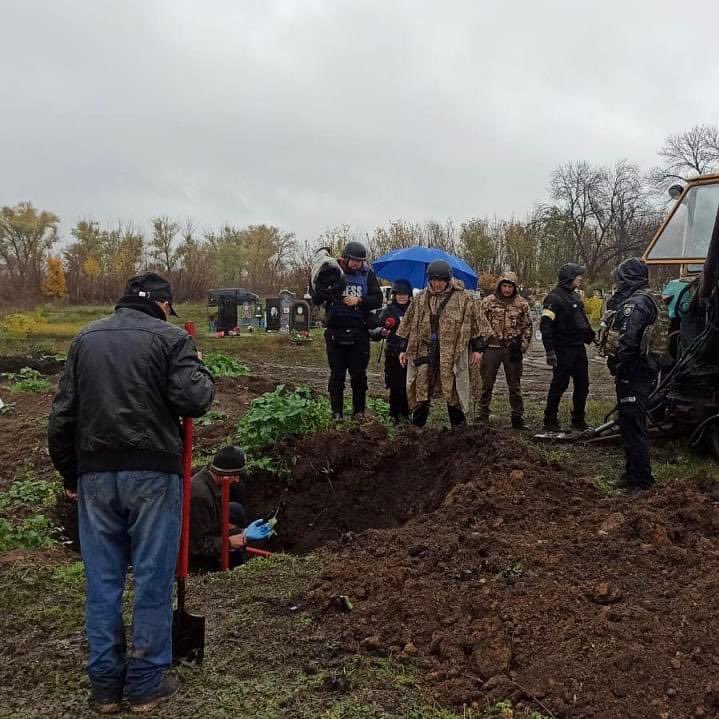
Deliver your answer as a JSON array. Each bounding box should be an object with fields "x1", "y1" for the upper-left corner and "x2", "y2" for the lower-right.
[{"x1": 210, "y1": 446, "x2": 246, "y2": 475}]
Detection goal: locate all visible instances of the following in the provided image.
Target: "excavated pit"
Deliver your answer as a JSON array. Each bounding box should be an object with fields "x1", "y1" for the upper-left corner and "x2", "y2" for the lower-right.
[{"x1": 236, "y1": 422, "x2": 519, "y2": 554}]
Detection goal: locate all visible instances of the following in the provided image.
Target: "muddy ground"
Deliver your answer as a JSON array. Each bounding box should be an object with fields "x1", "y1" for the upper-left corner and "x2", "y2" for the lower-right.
[
  {"x1": 245, "y1": 342, "x2": 614, "y2": 401},
  {"x1": 229, "y1": 424, "x2": 719, "y2": 718},
  {"x1": 1, "y1": 349, "x2": 718, "y2": 718}
]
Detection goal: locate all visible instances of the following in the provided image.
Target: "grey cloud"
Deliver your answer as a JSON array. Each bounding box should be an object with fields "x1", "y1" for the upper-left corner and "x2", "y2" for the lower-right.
[{"x1": 2, "y1": 0, "x2": 719, "y2": 243}]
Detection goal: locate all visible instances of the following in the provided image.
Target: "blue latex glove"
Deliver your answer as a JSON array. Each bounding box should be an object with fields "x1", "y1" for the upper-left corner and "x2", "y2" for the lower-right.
[{"x1": 244, "y1": 519, "x2": 273, "y2": 542}]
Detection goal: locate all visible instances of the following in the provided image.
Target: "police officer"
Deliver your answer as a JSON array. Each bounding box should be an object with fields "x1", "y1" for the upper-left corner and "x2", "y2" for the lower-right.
[
  {"x1": 605, "y1": 257, "x2": 658, "y2": 493},
  {"x1": 541, "y1": 263, "x2": 596, "y2": 432},
  {"x1": 310, "y1": 241, "x2": 382, "y2": 420}
]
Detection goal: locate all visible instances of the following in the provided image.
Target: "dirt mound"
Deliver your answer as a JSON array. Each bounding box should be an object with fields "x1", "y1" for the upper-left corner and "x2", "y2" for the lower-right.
[
  {"x1": 0, "y1": 354, "x2": 65, "y2": 375},
  {"x1": 243, "y1": 425, "x2": 719, "y2": 718}
]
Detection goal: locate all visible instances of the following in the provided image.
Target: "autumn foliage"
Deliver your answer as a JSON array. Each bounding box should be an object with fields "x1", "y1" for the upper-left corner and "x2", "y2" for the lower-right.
[{"x1": 42, "y1": 257, "x2": 68, "y2": 300}]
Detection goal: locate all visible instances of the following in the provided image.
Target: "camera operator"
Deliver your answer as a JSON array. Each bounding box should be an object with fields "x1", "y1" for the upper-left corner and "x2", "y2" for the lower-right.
[
  {"x1": 310, "y1": 241, "x2": 382, "y2": 419},
  {"x1": 370, "y1": 279, "x2": 413, "y2": 422}
]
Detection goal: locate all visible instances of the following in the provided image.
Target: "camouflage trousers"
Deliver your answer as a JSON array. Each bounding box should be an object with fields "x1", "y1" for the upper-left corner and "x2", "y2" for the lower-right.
[{"x1": 477, "y1": 347, "x2": 523, "y2": 419}]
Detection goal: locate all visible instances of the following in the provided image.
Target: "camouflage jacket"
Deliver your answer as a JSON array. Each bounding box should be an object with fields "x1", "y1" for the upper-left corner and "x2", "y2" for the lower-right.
[
  {"x1": 477, "y1": 273, "x2": 532, "y2": 351},
  {"x1": 396, "y1": 280, "x2": 481, "y2": 410}
]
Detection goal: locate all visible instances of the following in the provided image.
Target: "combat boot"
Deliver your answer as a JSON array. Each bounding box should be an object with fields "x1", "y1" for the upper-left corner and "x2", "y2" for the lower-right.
[
  {"x1": 571, "y1": 416, "x2": 589, "y2": 431},
  {"x1": 511, "y1": 416, "x2": 527, "y2": 431},
  {"x1": 543, "y1": 417, "x2": 561, "y2": 433},
  {"x1": 329, "y1": 390, "x2": 344, "y2": 421}
]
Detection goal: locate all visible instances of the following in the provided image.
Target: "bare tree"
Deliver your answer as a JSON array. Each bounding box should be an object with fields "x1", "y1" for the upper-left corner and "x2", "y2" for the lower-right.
[
  {"x1": 550, "y1": 161, "x2": 606, "y2": 275},
  {"x1": 550, "y1": 159, "x2": 654, "y2": 277},
  {"x1": 648, "y1": 124, "x2": 719, "y2": 191}
]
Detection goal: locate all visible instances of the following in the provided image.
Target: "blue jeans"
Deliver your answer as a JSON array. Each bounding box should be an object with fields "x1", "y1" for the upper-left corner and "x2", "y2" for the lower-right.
[{"x1": 78, "y1": 471, "x2": 181, "y2": 701}]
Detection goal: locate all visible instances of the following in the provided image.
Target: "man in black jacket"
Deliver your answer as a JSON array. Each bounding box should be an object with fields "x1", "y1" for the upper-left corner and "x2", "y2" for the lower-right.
[
  {"x1": 48, "y1": 273, "x2": 214, "y2": 714},
  {"x1": 189, "y1": 446, "x2": 272, "y2": 571},
  {"x1": 605, "y1": 258, "x2": 658, "y2": 493},
  {"x1": 370, "y1": 279, "x2": 412, "y2": 422},
  {"x1": 541, "y1": 263, "x2": 596, "y2": 432},
  {"x1": 310, "y1": 241, "x2": 383, "y2": 419}
]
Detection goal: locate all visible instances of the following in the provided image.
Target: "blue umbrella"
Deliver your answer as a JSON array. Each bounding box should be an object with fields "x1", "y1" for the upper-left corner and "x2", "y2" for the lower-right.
[{"x1": 372, "y1": 247, "x2": 478, "y2": 290}]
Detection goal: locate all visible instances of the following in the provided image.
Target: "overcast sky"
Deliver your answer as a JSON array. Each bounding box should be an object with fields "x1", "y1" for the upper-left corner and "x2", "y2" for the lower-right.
[{"x1": 2, "y1": 0, "x2": 719, "y2": 244}]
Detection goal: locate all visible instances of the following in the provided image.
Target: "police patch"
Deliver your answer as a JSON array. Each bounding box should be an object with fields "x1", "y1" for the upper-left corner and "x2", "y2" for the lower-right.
[{"x1": 623, "y1": 304, "x2": 635, "y2": 316}]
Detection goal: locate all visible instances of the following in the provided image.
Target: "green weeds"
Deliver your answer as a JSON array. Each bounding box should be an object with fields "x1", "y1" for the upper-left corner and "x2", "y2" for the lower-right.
[
  {"x1": 0, "y1": 472, "x2": 58, "y2": 511},
  {"x1": 0, "y1": 514, "x2": 58, "y2": 551},
  {"x1": 0, "y1": 470, "x2": 60, "y2": 551},
  {"x1": 195, "y1": 408, "x2": 228, "y2": 426},
  {"x1": 3, "y1": 367, "x2": 51, "y2": 393},
  {"x1": 204, "y1": 352, "x2": 250, "y2": 378},
  {"x1": 236, "y1": 384, "x2": 332, "y2": 461}
]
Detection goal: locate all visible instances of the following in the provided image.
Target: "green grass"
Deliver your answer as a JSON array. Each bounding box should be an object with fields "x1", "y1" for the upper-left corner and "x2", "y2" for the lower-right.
[{"x1": 0, "y1": 301, "x2": 330, "y2": 365}]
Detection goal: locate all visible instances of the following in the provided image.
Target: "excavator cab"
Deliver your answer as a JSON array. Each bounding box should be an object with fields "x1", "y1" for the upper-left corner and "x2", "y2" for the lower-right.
[{"x1": 643, "y1": 173, "x2": 719, "y2": 457}]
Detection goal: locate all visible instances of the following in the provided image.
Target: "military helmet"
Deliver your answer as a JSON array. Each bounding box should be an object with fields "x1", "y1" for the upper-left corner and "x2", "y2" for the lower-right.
[
  {"x1": 427, "y1": 259, "x2": 452, "y2": 281},
  {"x1": 342, "y1": 241, "x2": 368, "y2": 261},
  {"x1": 391, "y1": 278, "x2": 412, "y2": 295}
]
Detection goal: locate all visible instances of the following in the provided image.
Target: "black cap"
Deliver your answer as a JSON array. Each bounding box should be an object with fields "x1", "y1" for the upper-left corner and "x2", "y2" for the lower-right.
[
  {"x1": 124, "y1": 272, "x2": 178, "y2": 316},
  {"x1": 427, "y1": 259, "x2": 452, "y2": 281},
  {"x1": 210, "y1": 446, "x2": 246, "y2": 476},
  {"x1": 342, "y1": 241, "x2": 368, "y2": 261}
]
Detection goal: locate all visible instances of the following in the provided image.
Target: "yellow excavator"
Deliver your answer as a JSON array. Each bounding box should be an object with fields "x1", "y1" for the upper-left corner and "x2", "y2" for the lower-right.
[
  {"x1": 643, "y1": 173, "x2": 719, "y2": 458},
  {"x1": 536, "y1": 173, "x2": 719, "y2": 458}
]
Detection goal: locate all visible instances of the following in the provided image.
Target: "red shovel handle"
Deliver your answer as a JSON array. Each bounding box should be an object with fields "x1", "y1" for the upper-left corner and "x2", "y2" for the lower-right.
[
  {"x1": 221, "y1": 478, "x2": 230, "y2": 571},
  {"x1": 177, "y1": 321, "x2": 197, "y2": 580}
]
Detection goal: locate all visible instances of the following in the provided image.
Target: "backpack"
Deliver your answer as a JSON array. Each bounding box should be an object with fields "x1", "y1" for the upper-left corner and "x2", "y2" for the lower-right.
[
  {"x1": 597, "y1": 289, "x2": 672, "y2": 368},
  {"x1": 636, "y1": 289, "x2": 673, "y2": 369}
]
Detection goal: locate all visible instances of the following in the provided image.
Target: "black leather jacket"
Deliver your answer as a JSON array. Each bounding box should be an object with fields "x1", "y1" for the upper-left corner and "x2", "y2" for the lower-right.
[{"x1": 48, "y1": 298, "x2": 215, "y2": 490}]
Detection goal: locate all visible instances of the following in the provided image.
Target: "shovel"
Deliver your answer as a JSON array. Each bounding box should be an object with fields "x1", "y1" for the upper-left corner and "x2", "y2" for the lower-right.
[{"x1": 172, "y1": 321, "x2": 205, "y2": 664}]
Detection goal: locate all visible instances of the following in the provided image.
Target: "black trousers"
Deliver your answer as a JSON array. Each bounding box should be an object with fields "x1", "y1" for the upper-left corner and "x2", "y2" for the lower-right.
[
  {"x1": 616, "y1": 370, "x2": 657, "y2": 488},
  {"x1": 325, "y1": 331, "x2": 370, "y2": 416},
  {"x1": 544, "y1": 345, "x2": 589, "y2": 423},
  {"x1": 412, "y1": 401, "x2": 466, "y2": 427},
  {"x1": 385, "y1": 355, "x2": 409, "y2": 420}
]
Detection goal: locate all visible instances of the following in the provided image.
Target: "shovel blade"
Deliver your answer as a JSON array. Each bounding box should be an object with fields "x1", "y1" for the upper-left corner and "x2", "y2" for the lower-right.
[
  {"x1": 532, "y1": 431, "x2": 581, "y2": 444},
  {"x1": 172, "y1": 608, "x2": 205, "y2": 664}
]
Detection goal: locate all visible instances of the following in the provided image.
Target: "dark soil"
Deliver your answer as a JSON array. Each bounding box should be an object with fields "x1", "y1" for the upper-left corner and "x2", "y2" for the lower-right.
[
  {"x1": 193, "y1": 374, "x2": 279, "y2": 453},
  {"x1": 0, "y1": 353, "x2": 65, "y2": 375},
  {"x1": 240, "y1": 423, "x2": 719, "y2": 718},
  {"x1": 4, "y1": 354, "x2": 718, "y2": 717},
  {"x1": 0, "y1": 389, "x2": 56, "y2": 489}
]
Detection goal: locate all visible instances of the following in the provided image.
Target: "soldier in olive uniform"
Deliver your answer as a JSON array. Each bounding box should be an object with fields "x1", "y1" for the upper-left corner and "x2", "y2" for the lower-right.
[
  {"x1": 397, "y1": 260, "x2": 482, "y2": 427},
  {"x1": 476, "y1": 272, "x2": 533, "y2": 429}
]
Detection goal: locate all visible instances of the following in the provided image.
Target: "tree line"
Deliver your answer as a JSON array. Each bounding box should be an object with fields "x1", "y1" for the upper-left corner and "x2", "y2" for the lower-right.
[{"x1": 2, "y1": 124, "x2": 717, "y2": 306}]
